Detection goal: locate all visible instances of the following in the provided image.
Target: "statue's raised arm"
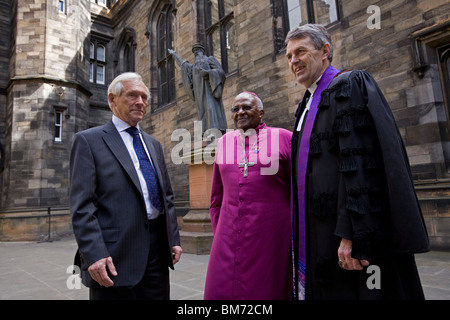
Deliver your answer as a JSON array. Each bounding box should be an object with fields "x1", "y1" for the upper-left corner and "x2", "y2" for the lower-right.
[{"x1": 168, "y1": 48, "x2": 186, "y2": 67}]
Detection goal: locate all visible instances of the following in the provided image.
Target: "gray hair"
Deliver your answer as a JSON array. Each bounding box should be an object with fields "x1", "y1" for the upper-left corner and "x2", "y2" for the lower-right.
[
  {"x1": 234, "y1": 91, "x2": 264, "y2": 110},
  {"x1": 285, "y1": 24, "x2": 334, "y2": 62},
  {"x1": 107, "y1": 72, "x2": 150, "y2": 109}
]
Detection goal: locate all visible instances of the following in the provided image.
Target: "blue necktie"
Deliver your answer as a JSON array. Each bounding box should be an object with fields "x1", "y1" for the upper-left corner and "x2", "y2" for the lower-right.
[{"x1": 125, "y1": 127, "x2": 164, "y2": 213}]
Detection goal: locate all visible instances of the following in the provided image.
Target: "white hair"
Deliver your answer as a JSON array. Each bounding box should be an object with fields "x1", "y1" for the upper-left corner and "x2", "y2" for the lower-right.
[
  {"x1": 234, "y1": 91, "x2": 264, "y2": 110},
  {"x1": 107, "y1": 72, "x2": 150, "y2": 109}
]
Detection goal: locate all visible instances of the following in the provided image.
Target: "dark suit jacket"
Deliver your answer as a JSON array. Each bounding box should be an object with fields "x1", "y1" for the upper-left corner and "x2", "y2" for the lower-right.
[{"x1": 70, "y1": 120, "x2": 180, "y2": 287}]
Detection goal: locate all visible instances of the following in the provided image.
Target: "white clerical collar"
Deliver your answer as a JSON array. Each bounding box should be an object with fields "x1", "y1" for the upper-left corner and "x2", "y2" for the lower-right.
[
  {"x1": 112, "y1": 115, "x2": 141, "y2": 132},
  {"x1": 307, "y1": 75, "x2": 322, "y2": 97}
]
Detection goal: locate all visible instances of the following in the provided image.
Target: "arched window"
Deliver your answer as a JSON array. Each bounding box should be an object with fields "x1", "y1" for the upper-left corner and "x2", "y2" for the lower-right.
[
  {"x1": 157, "y1": 5, "x2": 175, "y2": 106},
  {"x1": 272, "y1": 0, "x2": 340, "y2": 53},
  {"x1": 204, "y1": 0, "x2": 237, "y2": 74},
  {"x1": 286, "y1": 0, "x2": 339, "y2": 29},
  {"x1": 116, "y1": 28, "x2": 136, "y2": 74}
]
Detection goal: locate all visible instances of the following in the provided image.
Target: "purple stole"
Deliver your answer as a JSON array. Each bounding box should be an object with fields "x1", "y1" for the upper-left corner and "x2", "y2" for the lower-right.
[{"x1": 294, "y1": 66, "x2": 340, "y2": 300}]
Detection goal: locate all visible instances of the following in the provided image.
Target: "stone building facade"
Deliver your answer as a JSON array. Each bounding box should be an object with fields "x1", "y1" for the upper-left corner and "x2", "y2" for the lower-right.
[{"x1": 0, "y1": 0, "x2": 449, "y2": 250}]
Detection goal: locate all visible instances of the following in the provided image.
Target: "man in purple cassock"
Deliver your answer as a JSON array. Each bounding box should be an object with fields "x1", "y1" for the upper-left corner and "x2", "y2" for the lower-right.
[
  {"x1": 204, "y1": 92, "x2": 293, "y2": 300},
  {"x1": 287, "y1": 24, "x2": 429, "y2": 300}
]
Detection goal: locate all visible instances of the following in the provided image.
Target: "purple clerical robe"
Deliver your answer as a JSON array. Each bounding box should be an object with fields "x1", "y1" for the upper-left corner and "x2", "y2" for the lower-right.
[{"x1": 204, "y1": 123, "x2": 292, "y2": 300}]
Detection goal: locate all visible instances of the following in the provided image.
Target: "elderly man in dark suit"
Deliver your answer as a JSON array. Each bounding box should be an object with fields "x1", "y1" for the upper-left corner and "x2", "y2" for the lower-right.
[{"x1": 70, "y1": 72, "x2": 182, "y2": 300}]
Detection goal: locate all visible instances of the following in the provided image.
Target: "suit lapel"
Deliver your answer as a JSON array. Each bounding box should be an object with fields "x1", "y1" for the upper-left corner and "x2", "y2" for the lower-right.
[{"x1": 102, "y1": 121, "x2": 144, "y2": 196}]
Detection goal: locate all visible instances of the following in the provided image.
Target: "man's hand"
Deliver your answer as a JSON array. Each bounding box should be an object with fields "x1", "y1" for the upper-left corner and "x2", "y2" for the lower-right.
[
  {"x1": 338, "y1": 238, "x2": 370, "y2": 271},
  {"x1": 88, "y1": 256, "x2": 118, "y2": 287},
  {"x1": 172, "y1": 246, "x2": 182, "y2": 265}
]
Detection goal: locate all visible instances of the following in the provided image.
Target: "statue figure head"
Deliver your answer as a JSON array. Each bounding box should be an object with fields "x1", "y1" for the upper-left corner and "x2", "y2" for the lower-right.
[{"x1": 192, "y1": 43, "x2": 206, "y2": 54}]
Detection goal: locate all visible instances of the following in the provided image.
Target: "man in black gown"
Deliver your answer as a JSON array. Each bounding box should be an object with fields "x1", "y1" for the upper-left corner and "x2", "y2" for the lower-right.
[{"x1": 287, "y1": 24, "x2": 429, "y2": 300}]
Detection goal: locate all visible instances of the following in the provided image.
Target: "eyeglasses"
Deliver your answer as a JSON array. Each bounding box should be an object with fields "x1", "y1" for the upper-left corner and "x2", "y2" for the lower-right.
[{"x1": 231, "y1": 105, "x2": 253, "y2": 113}]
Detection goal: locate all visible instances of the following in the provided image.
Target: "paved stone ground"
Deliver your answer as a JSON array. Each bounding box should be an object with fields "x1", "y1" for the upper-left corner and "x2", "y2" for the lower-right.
[{"x1": 0, "y1": 237, "x2": 448, "y2": 300}]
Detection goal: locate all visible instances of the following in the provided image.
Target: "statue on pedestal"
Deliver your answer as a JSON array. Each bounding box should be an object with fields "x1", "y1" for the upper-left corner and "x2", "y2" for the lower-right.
[{"x1": 169, "y1": 44, "x2": 225, "y2": 254}]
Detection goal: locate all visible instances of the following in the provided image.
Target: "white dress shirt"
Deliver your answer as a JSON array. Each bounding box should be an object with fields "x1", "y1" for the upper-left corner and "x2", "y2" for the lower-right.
[{"x1": 112, "y1": 115, "x2": 160, "y2": 219}]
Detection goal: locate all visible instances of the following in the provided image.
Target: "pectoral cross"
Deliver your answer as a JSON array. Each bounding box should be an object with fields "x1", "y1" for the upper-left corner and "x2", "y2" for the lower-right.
[{"x1": 239, "y1": 158, "x2": 254, "y2": 178}]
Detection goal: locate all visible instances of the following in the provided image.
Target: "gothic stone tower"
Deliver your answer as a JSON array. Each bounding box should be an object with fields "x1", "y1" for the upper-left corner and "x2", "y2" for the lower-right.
[{"x1": 0, "y1": 0, "x2": 91, "y2": 240}]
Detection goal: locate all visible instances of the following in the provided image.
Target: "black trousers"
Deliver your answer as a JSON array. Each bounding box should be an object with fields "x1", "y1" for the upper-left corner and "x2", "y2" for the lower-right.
[{"x1": 89, "y1": 216, "x2": 170, "y2": 300}]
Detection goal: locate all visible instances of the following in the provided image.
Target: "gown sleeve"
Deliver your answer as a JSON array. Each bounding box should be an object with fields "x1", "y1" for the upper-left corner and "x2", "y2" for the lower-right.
[{"x1": 333, "y1": 70, "x2": 429, "y2": 260}]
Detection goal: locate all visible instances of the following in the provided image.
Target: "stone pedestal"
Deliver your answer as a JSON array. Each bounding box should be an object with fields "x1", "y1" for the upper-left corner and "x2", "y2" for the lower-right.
[{"x1": 180, "y1": 148, "x2": 214, "y2": 255}]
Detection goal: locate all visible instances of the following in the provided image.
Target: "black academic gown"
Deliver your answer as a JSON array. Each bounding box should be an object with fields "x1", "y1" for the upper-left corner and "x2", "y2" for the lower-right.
[{"x1": 292, "y1": 69, "x2": 430, "y2": 300}]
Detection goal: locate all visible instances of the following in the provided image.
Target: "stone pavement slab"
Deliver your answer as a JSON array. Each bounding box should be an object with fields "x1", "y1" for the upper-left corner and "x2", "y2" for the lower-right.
[
  {"x1": 0, "y1": 237, "x2": 209, "y2": 300},
  {"x1": 414, "y1": 250, "x2": 450, "y2": 300},
  {"x1": 0, "y1": 237, "x2": 449, "y2": 300}
]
